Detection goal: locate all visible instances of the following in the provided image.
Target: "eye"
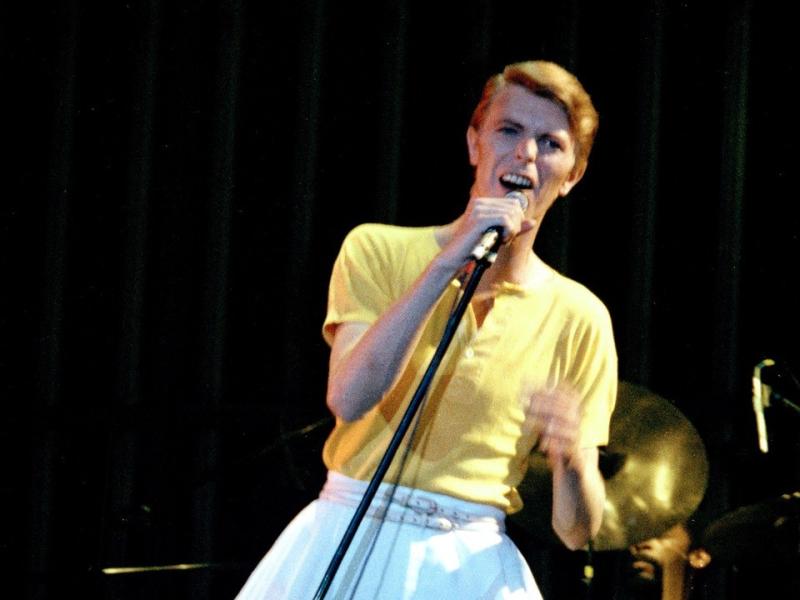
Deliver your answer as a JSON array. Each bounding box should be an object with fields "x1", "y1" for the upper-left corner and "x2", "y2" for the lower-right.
[
  {"x1": 539, "y1": 136, "x2": 564, "y2": 151},
  {"x1": 498, "y1": 125, "x2": 520, "y2": 136}
]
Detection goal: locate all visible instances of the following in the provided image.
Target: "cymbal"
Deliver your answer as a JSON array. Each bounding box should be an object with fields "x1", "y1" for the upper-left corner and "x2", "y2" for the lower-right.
[
  {"x1": 511, "y1": 381, "x2": 709, "y2": 550},
  {"x1": 700, "y1": 491, "x2": 800, "y2": 567}
]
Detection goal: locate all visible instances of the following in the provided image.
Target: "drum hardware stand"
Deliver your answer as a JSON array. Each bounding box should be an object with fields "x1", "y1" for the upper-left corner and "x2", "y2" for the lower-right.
[{"x1": 753, "y1": 358, "x2": 800, "y2": 453}]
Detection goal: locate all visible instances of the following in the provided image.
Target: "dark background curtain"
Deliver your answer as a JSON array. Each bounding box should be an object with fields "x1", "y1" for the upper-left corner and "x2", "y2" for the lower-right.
[{"x1": 4, "y1": 1, "x2": 799, "y2": 598}]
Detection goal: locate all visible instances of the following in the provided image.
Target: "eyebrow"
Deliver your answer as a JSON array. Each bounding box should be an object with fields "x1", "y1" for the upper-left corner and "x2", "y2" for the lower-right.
[
  {"x1": 496, "y1": 118, "x2": 572, "y2": 142},
  {"x1": 496, "y1": 118, "x2": 524, "y2": 129}
]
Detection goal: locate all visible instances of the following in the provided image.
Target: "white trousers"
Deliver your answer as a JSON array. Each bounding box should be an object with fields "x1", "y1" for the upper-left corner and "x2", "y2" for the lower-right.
[{"x1": 235, "y1": 471, "x2": 542, "y2": 600}]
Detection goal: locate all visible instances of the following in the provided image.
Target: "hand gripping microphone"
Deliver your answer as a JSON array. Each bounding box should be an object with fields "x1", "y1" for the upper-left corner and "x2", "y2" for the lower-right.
[
  {"x1": 469, "y1": 190, "x2": 529, "y2": 262},
  {"x1": 752, "y1": 358, "x2": 775, "y2": 453}
]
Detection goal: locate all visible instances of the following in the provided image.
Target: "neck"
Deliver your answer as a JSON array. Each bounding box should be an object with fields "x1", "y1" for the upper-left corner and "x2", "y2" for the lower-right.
[
  {"x1": 660, "y1": 563, "x2": 689, "y2": 600},
  {"x1": 487, "y1": 231, "x2": 541, "y2": 286}
]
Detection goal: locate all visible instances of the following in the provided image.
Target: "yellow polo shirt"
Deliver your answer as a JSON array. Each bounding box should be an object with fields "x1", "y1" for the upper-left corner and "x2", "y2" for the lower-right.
[{"x1": 322, "y1": 223, "x2": 617, "y2": 514}]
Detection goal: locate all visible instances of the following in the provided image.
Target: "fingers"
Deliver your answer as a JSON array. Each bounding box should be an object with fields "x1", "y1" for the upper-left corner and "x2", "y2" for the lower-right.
[
  {"x1": 464, "y1": 195, "x2": 527, "y2": 241},
  {"x1": 538, "y1": 425, "x2": 579, "y2": 465},
  {"x1": 527, "y1": 386, "x2": 582, "y2": 461},
  {"x1": 440, "y1": 194, "x2": 534, "y2": 271}
]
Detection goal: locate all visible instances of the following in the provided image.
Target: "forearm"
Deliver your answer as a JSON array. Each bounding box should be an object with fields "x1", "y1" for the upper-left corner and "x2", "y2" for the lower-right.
[
  {"x1": 550, "y1": 447, "x2": 605, "y2": 550},
  {"x1": 326, "y1": 253, "x2": 462, "y2": 421}
]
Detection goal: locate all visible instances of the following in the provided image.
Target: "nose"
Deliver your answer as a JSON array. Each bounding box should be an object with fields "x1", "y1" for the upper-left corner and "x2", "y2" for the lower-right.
[
  {"x1": 516, "y1": 137, "x2": 538, "y2": 161},
  {"x1": 630, "y1": 541, "x2": 649, "y2": 554}
]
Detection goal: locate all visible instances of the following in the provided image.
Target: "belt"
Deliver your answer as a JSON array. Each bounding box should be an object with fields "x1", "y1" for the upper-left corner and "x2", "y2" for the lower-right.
[{"x1": 319, "y1": 476, "x2": 505, "y2": 533}]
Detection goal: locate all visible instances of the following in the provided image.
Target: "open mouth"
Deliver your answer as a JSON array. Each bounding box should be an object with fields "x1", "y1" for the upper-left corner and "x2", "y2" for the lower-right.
[{"x1": 500, "y1": 173, "x2": 533, "y2": 190}]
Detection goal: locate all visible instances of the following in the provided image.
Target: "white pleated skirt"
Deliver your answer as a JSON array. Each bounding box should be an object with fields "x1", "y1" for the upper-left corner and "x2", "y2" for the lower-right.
[{"x1": 235, "y1": 471, "x2": 542, "y2": 600}]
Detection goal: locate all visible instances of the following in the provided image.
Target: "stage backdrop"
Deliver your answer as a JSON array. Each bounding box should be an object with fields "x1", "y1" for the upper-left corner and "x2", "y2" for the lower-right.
[{"x1": 4, "y1": 1, "x2": 798, "y2": 598}]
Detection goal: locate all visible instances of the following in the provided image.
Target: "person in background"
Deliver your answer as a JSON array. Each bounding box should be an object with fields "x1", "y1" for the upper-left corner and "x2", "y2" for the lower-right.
[
  {"x1": 620, "y1": 522, "x2": 712, "y2": 600},
  {"x1": 236, "y1": 59, "x2": 618, "y2": 599}
]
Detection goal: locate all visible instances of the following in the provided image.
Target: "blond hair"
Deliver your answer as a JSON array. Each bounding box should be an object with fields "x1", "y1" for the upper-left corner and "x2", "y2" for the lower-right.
[{"x1": 469, "y1": 61, "x2": 599, "y2": 176}]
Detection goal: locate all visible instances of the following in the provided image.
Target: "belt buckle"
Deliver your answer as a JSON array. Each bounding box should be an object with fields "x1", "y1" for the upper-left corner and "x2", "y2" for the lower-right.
[{"x1": 434, "y1": 516, "x2": 454, "y2": 531}]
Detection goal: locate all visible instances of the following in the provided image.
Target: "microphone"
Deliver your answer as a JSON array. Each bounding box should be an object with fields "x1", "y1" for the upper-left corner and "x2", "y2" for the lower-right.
[
  {"x1": 752, "y1": 358, "x2": 775, "y2": 453},
  {"x1": 469, "y1": 190, "x2": 529, "y2": 262}
]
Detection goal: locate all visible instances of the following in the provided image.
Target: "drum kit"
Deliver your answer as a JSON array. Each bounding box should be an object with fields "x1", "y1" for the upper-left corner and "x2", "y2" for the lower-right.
[{"x1": 511, "y1": 380, "x2": 800, "y2": 577}]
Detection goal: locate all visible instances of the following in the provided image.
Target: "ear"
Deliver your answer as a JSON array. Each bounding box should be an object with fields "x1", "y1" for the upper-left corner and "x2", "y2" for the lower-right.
[
  {"x1": 559, "y1": 160, "x2": 587, "y2": 197},
  {"x1": 688, "y1": 548, "x2": 712, "y2": 570},
  {"x1": 467, "y1": 126, "x2": 479, "y2": 167}
]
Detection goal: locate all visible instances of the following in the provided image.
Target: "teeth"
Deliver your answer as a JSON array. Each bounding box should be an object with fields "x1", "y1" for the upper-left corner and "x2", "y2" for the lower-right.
[{"x1": 500, "y1": 173, "x2": 533, "y2": 189}]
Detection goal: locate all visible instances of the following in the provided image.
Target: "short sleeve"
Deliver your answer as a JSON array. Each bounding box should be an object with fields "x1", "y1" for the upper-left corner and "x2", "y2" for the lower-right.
[
  {"x1": 569, "y1": 303, "x2": 618, "y2": 448},
  {"x1": 322, "y1": 224, "x2": 394, "y2": 346}
]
